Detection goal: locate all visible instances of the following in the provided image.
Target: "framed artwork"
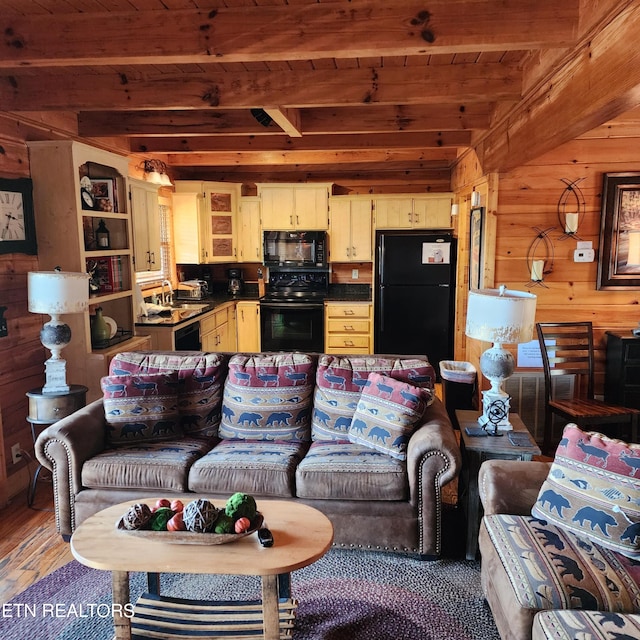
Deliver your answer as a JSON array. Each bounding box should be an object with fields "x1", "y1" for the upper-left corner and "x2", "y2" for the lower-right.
[
  {"x1": 469, "y1": 206, "x2": 485, "y2": 290},
  {"x1": 210, "y1": 193, "x2": 232, "y2": 212},
  {"x1": 597, "y1": 172, "x2": 640, "y2": 289},
  {"x1": 0, "y1": 177, "x2": 37, "y2": 255}
]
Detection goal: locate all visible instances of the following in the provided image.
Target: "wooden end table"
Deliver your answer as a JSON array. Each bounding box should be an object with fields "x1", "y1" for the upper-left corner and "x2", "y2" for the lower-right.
[
  {"x1": 26, "y1": 384, "x2": 87, "y2": 506},
  {"x1": 71, "y1": 498, "x2": 334, "y2": 640},
  {"x1": 456, "y1": 410, "x2": 541, "y2": 560}
]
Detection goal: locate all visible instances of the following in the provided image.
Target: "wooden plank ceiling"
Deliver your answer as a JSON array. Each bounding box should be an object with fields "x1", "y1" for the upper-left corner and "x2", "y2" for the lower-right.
[{"x1": 1, "y1": 0, "x2": 640, "y2": 188}]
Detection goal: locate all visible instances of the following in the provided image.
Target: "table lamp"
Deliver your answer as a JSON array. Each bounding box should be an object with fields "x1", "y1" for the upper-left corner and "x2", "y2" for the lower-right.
[
  {"x1": 465, "y1": 285, "x2": 537, "y2": 433},
  {"x1": 28, "y1": 268, "x2": 89, "y2": 394}
]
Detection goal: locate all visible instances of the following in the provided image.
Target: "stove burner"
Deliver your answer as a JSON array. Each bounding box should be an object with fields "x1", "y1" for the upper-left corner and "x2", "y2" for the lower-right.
[{"x1": 264, "y1": 269, "x2": 328, "y2": 302}]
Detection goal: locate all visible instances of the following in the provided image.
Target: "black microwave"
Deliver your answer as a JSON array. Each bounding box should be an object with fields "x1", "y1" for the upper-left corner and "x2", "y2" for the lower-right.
[{"x1": 263, "y1": 231, "x2": 327, "y2": 268}]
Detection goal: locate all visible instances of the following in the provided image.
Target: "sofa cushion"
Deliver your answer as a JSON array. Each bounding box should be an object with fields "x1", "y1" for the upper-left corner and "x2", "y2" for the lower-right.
[
  {"x1": 82, "y1": 437, "x2": 211, "y2": 492},
  {"x1": 188, "y1": 439, "x2": 308, "y2": 497},
  {"x1": 531, "y1": 423, "x2": 640, "y2": 559},
  {"x1": 483, "y1": 513, "x2": 640, "y2": 614},
  {"x1": 218, "y1": 353, "x2": 315, "y2": 442},
  {"x1": 533, "y1": 610, "x2": 640, "y2": 640},
  {"x1": 347, "y1": 372, "x2": 431, "y2": 460},
  {"x1": 295, "y1": 440, "x2": 408, "y2": 500},
  {"x1": 109, "y1": 351, "x2": 228, "y2": 439},
  {"x1": 102, "y1": 372, "x2": 181, "y2": 445},
  {"x1": 312, "y1": 355, "x2": 435, "y2": 441}
]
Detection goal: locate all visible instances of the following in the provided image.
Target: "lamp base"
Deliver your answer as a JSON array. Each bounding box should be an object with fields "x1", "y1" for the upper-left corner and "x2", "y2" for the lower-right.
[
  {"x1": 42, "y1": 357, "x2": 70, "y2": 394},
  {"x1": 478, "y1": 389, "x2": 513, "y2": 433}
]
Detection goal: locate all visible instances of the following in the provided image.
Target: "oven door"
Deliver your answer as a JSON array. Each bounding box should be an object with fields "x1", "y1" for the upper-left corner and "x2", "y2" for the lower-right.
[{"x1": 260, "y1": 302, "x2": 324, "y2": 352}]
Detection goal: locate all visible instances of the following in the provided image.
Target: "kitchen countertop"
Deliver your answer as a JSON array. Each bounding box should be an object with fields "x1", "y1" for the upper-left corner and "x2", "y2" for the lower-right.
[{"x1": 135, "y1": 287, "x2": 371, "y2": 328}]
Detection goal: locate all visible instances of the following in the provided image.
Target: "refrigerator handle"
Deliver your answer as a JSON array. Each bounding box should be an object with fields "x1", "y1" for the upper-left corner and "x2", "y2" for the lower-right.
[
  {"x1": 378, "y1": 235, "x2": 385, "y2": 284},
  {"x1": 379, "y1": 287, "x2": 384, "y2": 332}
]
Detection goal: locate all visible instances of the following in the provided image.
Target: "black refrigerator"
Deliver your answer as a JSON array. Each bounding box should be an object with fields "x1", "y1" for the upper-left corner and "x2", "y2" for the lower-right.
[{"x1": 374, "y1": 230, "x2": 456, "y2": 371}]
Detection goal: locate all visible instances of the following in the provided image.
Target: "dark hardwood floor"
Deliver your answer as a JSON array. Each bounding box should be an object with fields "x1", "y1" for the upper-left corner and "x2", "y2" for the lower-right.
[{"x1": 0, "y1": 483, "x2": 72, "y2": 605}]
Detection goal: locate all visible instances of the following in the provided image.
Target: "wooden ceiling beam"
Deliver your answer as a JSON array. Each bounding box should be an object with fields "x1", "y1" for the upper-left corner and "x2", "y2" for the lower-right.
[
  {"x1": 263, "y1": 108, "x2": 303, "y2": 138},
  {"x1": 478, "y1": 1, "x2": 640, "y2": 172},
  {"x1": 79, "y1": 104, "x2": 490, "y2": 137},
  {"x1": 0, "y1": 1, "x2": 579, "y2": 68},
  {"x1": 164, "y1": 148, "x2": 458, "y2": 167},
  {"x1": 2, "y1": 64, "x2": 521, "y2": 111},
  {"x1": 130, "y1": 131, "x2": 472, "y2": 154}
]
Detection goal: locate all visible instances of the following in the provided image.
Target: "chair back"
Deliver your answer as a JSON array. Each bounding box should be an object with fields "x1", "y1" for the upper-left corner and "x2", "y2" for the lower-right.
[{"x1": 536, "y1": 322, "x2": 595, "y2": 402}]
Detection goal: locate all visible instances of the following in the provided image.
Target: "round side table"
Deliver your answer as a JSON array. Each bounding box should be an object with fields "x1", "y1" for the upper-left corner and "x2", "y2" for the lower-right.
[{"x1": 26, "y1": 384, "x2": 88, "y2": 506}]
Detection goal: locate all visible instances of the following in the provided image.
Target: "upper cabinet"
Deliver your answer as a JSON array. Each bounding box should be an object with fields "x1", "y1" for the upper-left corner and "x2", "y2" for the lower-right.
[
  {"x1": 373, "y1": 194, "x2": 453, "y2": 229},
  {"x1": 258, "y1": 183, "x2": 331, "y2": 230},
  {"x1": 129, "y1": 178, "x2": 160, "y2": 273},
  {"x1": 329, "y1": 196, "x2": 373, "y2": 262},
  {"x1": 27, "y1": 140, "x2": 139, "y2": 401},
  {"x1": 173, "y1": 181, "x2": 239, "y2": 263},
  {"x1": 238, "y1": 196, "x2": 262, "y2": 263}
]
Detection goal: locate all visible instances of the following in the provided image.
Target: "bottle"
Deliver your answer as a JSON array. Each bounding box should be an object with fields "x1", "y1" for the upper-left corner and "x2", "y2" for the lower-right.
[
  {"x1": 91, "y1": 307, "x2": 110, "y2": 347},
  {"x1": 96, "y1": 219, "x2": 110, "y2": 249}
]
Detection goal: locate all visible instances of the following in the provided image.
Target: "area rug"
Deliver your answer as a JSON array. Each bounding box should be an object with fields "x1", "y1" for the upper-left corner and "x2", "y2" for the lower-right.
[{"x1": 1, "y1": 549, "x2": 499, "y2": 640}]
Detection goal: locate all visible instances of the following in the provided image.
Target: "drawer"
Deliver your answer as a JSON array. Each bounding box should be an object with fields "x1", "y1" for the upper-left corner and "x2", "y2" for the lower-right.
[
  {"x1": 326, "y1": 335, "x2": 370, "y2": 349},
  {"x1": 326, "y1": 346, "x2": 370, "y2": 354},
  {"x1": 326, "y1": 318, "x2": 371, "y2": 333},
  {"x1": 326, "y1": 303, "x2": 371, "y2": 319},
  {"x1": 200, "y1": 306, "x2": 229, "y2": 334}
]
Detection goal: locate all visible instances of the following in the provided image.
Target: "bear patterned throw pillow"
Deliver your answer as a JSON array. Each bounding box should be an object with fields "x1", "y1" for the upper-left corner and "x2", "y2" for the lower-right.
[
  {"x1": 532, "y1": 423, "x2": 640, "y2": 559},
  {"x1": 347, "y1": 372, "x2": 432, "y2": 460},
  {"x1": 102, "y1": 372, "x2": 181, "y2": 445}
]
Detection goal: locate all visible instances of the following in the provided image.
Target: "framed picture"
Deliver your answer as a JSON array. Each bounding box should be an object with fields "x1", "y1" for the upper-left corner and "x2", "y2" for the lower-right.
[
  {"x1": 469, "y1": 206, "x2": 485, "y2": 290},
  {"x1": 0, "y1": 177, "x2": 37, "y2": 255},
  {"x1": 210, "y1": 193, "x2": 231, "y2": 212},
  {"x1": 597, "y1": 172, "x2": 640, "y2": 289}
]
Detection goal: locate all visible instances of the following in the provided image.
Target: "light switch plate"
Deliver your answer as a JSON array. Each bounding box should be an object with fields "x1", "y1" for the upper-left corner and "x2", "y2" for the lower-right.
[{"x1": 574, "y1": 248, "x2": 595, "y2": 262}]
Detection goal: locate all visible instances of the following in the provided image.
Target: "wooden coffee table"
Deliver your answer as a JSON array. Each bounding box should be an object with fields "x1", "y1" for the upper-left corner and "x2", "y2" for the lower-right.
[{"x1": 71, "y1": 498, "x2": 334, "y2": 640}]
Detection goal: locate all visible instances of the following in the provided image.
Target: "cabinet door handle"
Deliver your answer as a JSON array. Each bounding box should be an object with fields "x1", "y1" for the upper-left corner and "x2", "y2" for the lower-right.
[
  {"x1": 344, "y1": 325, "x2": 354, "y2": 331},
  {"x1": 241, "y1": 309, "x2": 245, "y2": 321},
  {"x1": 344, "y1": 340, "x2": 354, "y2": 347},
  {"x1": 296, "y1": 215, "x2": 300, "y2": 225},
  {"x1": 343, "y1": 309, "x2": 355, "y2": 315},
  {"x1": 352, "y1": 246, "x2": 356, "y2": 256},
  {"x1": 290, "y1": 215, "x2": 293, "y2": 225}
]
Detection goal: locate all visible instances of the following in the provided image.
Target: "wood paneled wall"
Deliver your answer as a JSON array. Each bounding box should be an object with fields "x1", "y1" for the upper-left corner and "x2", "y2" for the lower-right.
[
  {"x1": 0, "y1": 118, "x2": 44, "y2": 504},
  {"x1": 454, "y1": 135, "x2": 640, "y2": 396}
]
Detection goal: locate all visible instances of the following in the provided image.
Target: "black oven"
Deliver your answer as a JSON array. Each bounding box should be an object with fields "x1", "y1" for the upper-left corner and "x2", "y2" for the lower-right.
[
  {"x1": 260, "y1": 269, "x2": 327, "y2": 352},
  {"x1": 260, "y1": 301, "x2": 324, "y2": 352}
]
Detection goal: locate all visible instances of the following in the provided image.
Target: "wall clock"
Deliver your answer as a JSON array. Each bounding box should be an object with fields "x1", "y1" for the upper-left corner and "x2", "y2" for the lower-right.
[{"x1": 0, "y1": 177, "x2": 37, "y2": 255}]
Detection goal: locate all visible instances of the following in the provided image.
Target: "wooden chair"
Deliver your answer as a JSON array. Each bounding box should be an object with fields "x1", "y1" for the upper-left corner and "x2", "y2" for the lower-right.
[{"x1": 536, "y1": 322, "x2": 640, "y2": 454}]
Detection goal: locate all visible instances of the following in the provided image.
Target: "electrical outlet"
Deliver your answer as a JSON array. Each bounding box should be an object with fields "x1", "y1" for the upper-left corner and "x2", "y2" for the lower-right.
[
  {"x1": 11, "y1": 443, "x2": 22, "y2": 464},
  {"x1": 351, "y1": 268, "x2": 359, "y2": 279}
]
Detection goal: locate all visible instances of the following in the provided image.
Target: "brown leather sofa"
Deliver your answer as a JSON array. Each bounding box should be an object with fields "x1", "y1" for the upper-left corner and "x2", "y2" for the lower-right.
[{"x1": 36, "y1": 351, "x2": 461, "y2": 558}]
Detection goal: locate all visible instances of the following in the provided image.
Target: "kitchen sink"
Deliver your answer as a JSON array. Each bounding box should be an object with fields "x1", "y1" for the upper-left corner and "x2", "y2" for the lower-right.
[{"x1": 168, "y1": 302, "x2": 209, "y2": 311}]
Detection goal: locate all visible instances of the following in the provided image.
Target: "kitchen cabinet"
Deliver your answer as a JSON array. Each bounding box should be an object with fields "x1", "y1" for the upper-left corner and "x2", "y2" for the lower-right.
[
  {"x1": 27, "y1": 140, "x2": 143, "y2": 402},
  {"x1": 325, "y1": 302, "x2": 373, "y2": 354},
  {"x1": 329, "y1": 196, "x2": 373, "y2": 262},
  {"x1": 605, "y1": 332, "x2": 640, "y2": 409},
  {"x1": 258, "y1": 183, "x2": 331, "y2": 230},
  {"x1": 238, "y1": 196, "x2": 262, "y2": 262},
  {"x1": 373, "y1": 194, "x2": 453, "y2": 229},
  {"x1": 236, "y1": 301, "x2": 261, "y2": 351},
  {"x1": 201, "y1": 302, "x2": 236, "y2": 352},
  {"x1": 173, "y1": 181, "x2": 239, "y2": 263},
  {"x1": 129, "y1": 178, "x2": 160, "y2": 272}
]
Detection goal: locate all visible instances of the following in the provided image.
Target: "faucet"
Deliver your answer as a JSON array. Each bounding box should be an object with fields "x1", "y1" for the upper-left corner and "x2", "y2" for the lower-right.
[{"x1": 161, "y1": 279, "x2": 173, "y2": 306}]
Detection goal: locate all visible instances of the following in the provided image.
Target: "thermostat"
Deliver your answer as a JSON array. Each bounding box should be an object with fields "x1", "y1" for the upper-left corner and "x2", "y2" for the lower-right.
[{"x1": 574, "y1": 248, "x2": 595, "y2": 262}]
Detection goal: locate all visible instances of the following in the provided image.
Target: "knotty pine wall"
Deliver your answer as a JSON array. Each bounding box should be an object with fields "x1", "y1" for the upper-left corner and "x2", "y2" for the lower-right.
[
  {"x1": 454, "y1": 136, "x2": 640, "y2": 397},
  {"x1": 0, "y1": 118, "x2": 45, "y2": 505}
]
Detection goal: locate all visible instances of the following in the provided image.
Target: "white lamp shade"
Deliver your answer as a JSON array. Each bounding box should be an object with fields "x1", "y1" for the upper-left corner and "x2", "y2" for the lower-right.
[
  {"x1": 28, "y1": 271, "x2": 89, "y2": 315},
  {"x1": 466, "y1": 287, "x2": 537, "y2": 344}
]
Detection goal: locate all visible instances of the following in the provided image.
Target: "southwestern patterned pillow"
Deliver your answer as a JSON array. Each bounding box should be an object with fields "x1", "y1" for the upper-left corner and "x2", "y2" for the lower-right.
[
  {"x1": 347, "y1": 372, "x2": 430, "y2": 459},
  {"x1": 312, "y1": 354, "x2": 435, "y2": 441},
  {"x1": 109, "y1": 351, "x2": 227, "y2": 439},
  {"x1": 102, "y1": 372, "x2": 181, "y2": 445},
  {"x1": 531, "y1": 423, "x2": 640, "y2": 559},
  {"x1": 218, "y1": 353, "x2": 315, "y2": 442}
]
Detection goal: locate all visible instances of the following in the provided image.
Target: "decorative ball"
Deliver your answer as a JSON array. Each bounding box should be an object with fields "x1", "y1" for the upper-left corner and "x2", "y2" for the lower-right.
[
  {"x1": 225, "y1": 492, "x2": 257, "y2": 520},
  {"x1": 150, "y1": 507, "x2": 174, "y2": 531},
  {"x1": 122, "y1": 503, "x2": 153, "y2": 530},
  {"x1": 183, "y1": 498, "x2": 219, "y2": 533}
]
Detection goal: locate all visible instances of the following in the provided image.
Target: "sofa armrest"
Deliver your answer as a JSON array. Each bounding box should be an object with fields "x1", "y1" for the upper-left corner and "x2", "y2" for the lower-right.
[
  {"x1": 406, "y1": 397, "x2": 461, "y2": 556},
  {"x1": 479, "y1": 459, "x2": 551, "y2": 516},
  {"x1": 35, "y1": 398, "x2": 107, "y2": 536}
]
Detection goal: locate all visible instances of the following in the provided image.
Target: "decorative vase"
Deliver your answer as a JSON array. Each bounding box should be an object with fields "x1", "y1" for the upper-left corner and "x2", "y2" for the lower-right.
[{"x1": 91, "y1": 307, "x2": 110, "y2": 347}]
